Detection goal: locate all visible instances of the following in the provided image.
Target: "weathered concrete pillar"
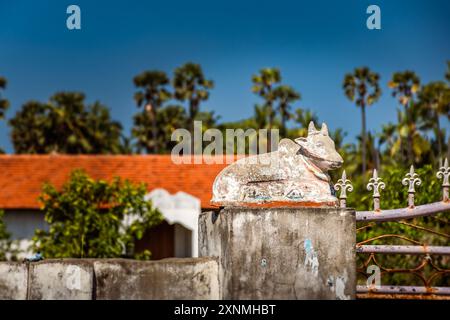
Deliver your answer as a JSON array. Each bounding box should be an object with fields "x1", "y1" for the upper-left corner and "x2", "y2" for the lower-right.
[
  {"x1": 0, "y1": 262, "x2": 28, "y2": 300},
  {"x1": 199, "y1": 207, "x2": 356, "y2": 300},
  {"x1": 28, "y1": 260, "x2": 94, "y2": 300}
]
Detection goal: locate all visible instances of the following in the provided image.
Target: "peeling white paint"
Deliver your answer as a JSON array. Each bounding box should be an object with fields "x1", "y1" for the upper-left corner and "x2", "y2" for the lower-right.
[
  {"x1": 303, "y1": 239, "x2": 319, "y2": 277},
  {"x1": 335, "y1": 270, "x2": 350, "y2": 300},
  {"x1": 65, "y1": 265, "x2": 82, "y2": 291}
]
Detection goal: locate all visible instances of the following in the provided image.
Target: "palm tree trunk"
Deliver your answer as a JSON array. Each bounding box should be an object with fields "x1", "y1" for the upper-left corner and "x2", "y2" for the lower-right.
[
  {"x1": 405, "y1": 102, "x2": 414, "y2": 164},
  {"x1": 447, "y1": 136, "x2": 450, "y2": 161},
  {"x1": 151, "y1": 111, "x2": 158, "y2": 154},
  {"x1": 267, "y1": 102, "x2": 273, "y2": 152},
  {"x1": 361, "y1": 104, "x2": 367, "y2": 175},
  {"x1": 435, "y1": 112, "x2": 442, "y2": 157},
  {"x1": 281, "y1": 112, "x2": 287, "y2": 138},
  {"x1": 189, "y1": 99, "x2": 198, "y2": 155}
]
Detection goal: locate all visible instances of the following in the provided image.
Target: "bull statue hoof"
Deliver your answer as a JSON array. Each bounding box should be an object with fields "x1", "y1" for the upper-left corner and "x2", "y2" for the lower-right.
[{"x1": 211, "y1": 121, "x2": 344, "y2": 207}]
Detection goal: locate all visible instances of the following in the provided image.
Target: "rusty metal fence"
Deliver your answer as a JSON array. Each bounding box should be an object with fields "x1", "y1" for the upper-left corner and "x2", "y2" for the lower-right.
[{"x1": 334, "y1": 159, "x2": 450, "y2": 299}]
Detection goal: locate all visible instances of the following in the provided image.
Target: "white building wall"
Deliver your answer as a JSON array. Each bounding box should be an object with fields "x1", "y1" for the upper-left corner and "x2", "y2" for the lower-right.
[{"x1": 145, "y1": 189, "x2": 201, "y2": 257}]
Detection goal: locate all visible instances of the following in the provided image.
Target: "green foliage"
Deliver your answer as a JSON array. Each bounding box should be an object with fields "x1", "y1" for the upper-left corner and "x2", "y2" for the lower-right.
[
  {"x1": 343, "y1": 67, "x2": 381, "y2": 175},
  {"x1": 0, "y1": 76, "x2": 9, "y2": 120},
  {"x1": 389, "y1": 70, "x2": 421, "y2": 105},
  {"x1": 0, "y1": 210, "x2": 11, "y2": 261},
  {"x1": 251, "y1": 68, "x2": 302, "y2": 151},
  {"x1": 133, "y1": 104, "x2": 187, "y2": 153},
  {"x1": 345, "y1": 164, "x2": 449, "y2": 286},
  {"x1": 133, "y1": 70, "x2": 172, "y2": 154},
  {"x1": 32, "y1": 170, "x2": 163, "y2": 259},
  {"x1": 251, "y1": 68, "x2": 282, "y2": 131},
  {"x1": 173, "y1": 62, "x2": 214, "y2": 125},
  {"x1": 9, "y1": 92, "x2": 126, "y2": 154},
  {"x1": 417, "y1": 81, "x2": 450, "y2": 158},
  {"x1": 0, "y1": 76, "x2": 9, "y2": 153},
  {"x1": 131, "y1": 63, "x2": 214, "y2": 154},
  {"x1": 343, "y1": 67, "x2": 381, "y2": 107},
  {"x1": 446, "y1": 60, "x2": 450, "y2": 83}
]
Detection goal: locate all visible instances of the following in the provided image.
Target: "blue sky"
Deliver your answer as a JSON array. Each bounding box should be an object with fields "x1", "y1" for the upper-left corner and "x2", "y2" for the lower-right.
[{"x1": 0, "y1": 0, "x2": 449, "y2": 153}]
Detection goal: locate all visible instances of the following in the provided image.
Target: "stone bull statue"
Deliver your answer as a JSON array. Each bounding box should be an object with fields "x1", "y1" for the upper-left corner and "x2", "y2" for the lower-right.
[{"x1": 211, "y1": 121, "x2": 344, "y2": 207}]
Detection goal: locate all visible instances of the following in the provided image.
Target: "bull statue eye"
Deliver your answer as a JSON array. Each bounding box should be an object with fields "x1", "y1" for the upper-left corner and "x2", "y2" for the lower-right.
[{"x1": 316, "y1": 142, "x2": 324, "y2": 147}]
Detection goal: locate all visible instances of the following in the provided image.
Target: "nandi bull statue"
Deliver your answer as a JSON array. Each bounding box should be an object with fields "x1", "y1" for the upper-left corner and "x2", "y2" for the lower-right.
[{"x1": 211, "y1": 121, "x2": 344, "y2": 207}]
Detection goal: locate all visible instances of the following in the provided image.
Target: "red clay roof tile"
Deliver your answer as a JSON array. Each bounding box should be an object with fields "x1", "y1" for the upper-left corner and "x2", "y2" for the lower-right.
[{"x1": 0, "y1": 155, "x2": 228, "y2": 210}]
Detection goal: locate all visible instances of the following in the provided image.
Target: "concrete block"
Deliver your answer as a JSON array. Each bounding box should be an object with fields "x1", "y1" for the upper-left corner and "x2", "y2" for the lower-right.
[
  {"x1": 0, "y1": 262, "x2": 28, "y2": 300},
  {"x1": 94, "y1": 257, "x2": 220, "y2": 300},
  {"x1": 199, "y1": 207, "x2": 356, "y2": 300},
  {"x1": 28, "y1": 259, "x2": 93, "y2": 300}
]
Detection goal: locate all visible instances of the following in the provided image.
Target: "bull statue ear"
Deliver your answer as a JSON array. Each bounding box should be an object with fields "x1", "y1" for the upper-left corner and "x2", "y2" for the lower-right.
[
  {"x1": 321, "y1": 123, "x2": 329, "y2": 135},
  {"x1": 308, "y1": 121, "x2": 317, "y2": 135}
]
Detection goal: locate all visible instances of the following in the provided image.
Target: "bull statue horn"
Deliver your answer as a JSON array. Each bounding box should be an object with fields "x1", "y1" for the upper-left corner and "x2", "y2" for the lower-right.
[
  {"x1": 321, "y1": 123, "x2": 329, "y2": 135},
  {"x1": 308, "y1": 121, "x2": 317, "y2": 135}
]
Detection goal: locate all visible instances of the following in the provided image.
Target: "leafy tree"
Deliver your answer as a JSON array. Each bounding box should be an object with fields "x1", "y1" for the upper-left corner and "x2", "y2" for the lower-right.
[
  {"x1": 446, "y1": 60, "x2": 450, "y2": 83},
  {"x1": 0, "y1": 210, "x2": 11, "y2": 261},
  {"x1": 377, "y1": 122, "x2": 401, "y2": 166},
  {"x1": 346, "y1": 164, "x2": 449, "y2": 286},
  {"x1": 0, "y1": 76, "x2": 9, "y2": 153},
  {"x1": 10, "y1": 92, "x2": 125, "y2": 154},
  {"x1": 133, "y1": 104, "x2": 187, "y2": 153},
  {"x1": 343, "y1": 67, "x2": 381, "y2": 175},
  {"x1": 418, "y1": 81, "x2": 450, "y2": 157},
  {"x1": 133, "y1": 71, "x2": 171, "y2": 154},
  {"x1": 254, "y1": 104, "x2": 269, "y2": 129},
  {"x1": 173, "y1": 63, "x2": 214, "y2": 153},
  {"x1": 252, "y1": 68, "x2": 281, "y2": 150},
  {"x1": 272, "y1": 85, "x2": 301, "y2": 137},
  {"x1": 391, "y1": 102, "x2": 431, "y2": 166},
  {"x1": 0, "y1": 76, "x2": 9, "y2": 120},
  {"x1": 33, "y1": 170, "x2": 163, "y2": 259},
  {"x1": 9, "y1": 101, "x2": 51, "y2": 153},
  {"x1": 291, "y1": 108, "x2": 319, "y2": 138},
  {"x1": 388, "y1": 71, "x2": 421, "y2": 163}
]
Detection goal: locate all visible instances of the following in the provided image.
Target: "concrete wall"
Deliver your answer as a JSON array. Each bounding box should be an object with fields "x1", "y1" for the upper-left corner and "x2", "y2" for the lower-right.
[
  {"x1": 28, "y1": 259, "x2": 94, "y2": 300},
  {"x1": 1, "y1": 207, "x2": 356, "y2": 300},
  {"x1": 0, "y1": 257, "x2": 219, "y2": 300},
  {"x1": 94, "y1": 258, "x2": 219, "y2": 299},
  {"x1": 199, "y1": 207, "x2": 356, "y2": 300},
  {"x1": 0, "y1": 262, "x2": 28, "y2": 300}
]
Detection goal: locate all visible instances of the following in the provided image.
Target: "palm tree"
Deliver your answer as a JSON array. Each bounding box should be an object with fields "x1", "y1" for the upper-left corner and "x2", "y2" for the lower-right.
[
  {"x1": 133, "y1": 71, "x2": 171, "y2": 154},
  {"x1": 132, "y1": 104, "x2": 187, "y2": 154},
  {"x1": 446, "y1": 61, "x2": 450, "y2": 83},
  {"x1": 293, "y1": 108, "x2": 319, "y2": 138},
  {"x1": 418, "y1": 81, "x2": 450, "y2": 157},
  {"x1": 173, "y1": 63, "x2": 214, "y2": 153},
  {"x1": 0, "y1": 76, "x2": 9, "y2": 120},
  {"x1": 252, "y1": 68, "x2": 281, "y2": 151},
  {"x1": 388, "y1": 71, "x2": 420, "y2": 164},
  {"x1": 378, "y1": 123, "x2": 397, "y2": 165},
  {"x1": 343, "y1": 67, "x2": 381, "y2": 175},
  {"x1": 272, "y1": 85, "x2": 301, "y2": 137},
  {"x1": 85, "y1": 101, "x2": 124, "y2": 154}
]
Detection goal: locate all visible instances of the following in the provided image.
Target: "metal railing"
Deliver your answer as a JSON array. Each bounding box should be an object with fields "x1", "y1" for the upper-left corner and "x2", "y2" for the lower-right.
[{"x1": 334, "y1": 158, "x2": 450, "y2": 299}]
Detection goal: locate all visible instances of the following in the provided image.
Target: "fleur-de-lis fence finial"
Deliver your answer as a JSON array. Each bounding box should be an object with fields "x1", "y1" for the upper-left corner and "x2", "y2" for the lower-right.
[
  {"x1": 367, "y1": 169, "x2": 385, "y2": 211},
  {"x1": 437, "y1": 158, "x2": 450, "y2": 202},
  {"x1": 334, "y1": 170, "x2": 353, "y2": 208},
  {"x1": 402, "y1": 165, "x2": 421, "y2": 207}
]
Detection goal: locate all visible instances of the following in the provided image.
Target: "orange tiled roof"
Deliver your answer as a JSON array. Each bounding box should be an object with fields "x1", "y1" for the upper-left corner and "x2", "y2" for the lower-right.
[{"x1": 0, "y1": 155, "x2": 228, "y2": 210}]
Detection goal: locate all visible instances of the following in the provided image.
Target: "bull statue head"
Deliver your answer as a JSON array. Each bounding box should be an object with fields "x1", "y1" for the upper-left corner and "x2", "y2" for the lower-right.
[{"x1": 294, "y1": 121, "x2": 343, "y2": 171}]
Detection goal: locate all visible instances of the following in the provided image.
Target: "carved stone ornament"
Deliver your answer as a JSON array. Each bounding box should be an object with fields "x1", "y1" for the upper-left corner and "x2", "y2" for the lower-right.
[{"x1": 211, "y1": 121, "x2": 344, "y2": 207}]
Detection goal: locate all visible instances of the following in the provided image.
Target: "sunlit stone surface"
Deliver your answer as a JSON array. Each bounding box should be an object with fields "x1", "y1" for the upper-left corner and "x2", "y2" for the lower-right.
[{"x1": 211, "y1": 122, "x2": 343, "y2": 207}]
